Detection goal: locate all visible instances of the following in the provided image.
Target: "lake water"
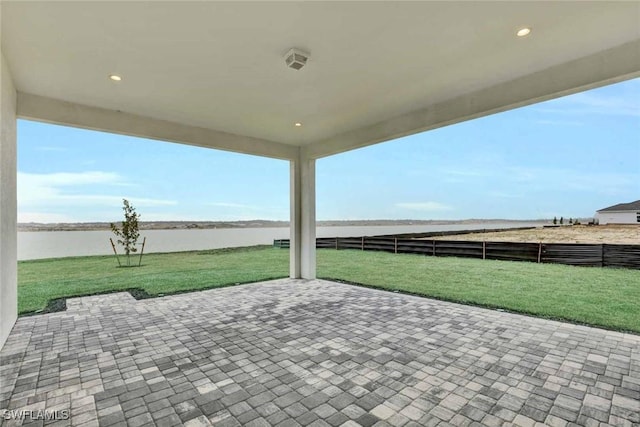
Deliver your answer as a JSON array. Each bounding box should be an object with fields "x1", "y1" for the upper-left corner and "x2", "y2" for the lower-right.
[{"x1": 18, "y1": 222, "x2": 543, "y2": 260}]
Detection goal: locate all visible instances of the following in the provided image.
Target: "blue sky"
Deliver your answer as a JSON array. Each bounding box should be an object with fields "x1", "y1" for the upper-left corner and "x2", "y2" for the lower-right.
[{"x1": 18, "y1": 78, "x2": 639, "y2": 223}]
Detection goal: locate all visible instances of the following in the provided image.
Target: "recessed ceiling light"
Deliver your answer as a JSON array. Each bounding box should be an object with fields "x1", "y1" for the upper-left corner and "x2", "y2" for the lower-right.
[
  {"x1": 294, "y1": 122, "x2": 302, "y2": 127},
  {"x1": 516, "y1": 27, "x2": 531, "y2": 37},
  {"x1": 109, "y1": 74, "x2": 122, "y2": 81}
]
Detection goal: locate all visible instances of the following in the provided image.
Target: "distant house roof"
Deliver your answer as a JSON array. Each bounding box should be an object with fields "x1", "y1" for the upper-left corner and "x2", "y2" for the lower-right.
[{"x1": 597, "y1": 200, "x2": 640, "y2": 212}]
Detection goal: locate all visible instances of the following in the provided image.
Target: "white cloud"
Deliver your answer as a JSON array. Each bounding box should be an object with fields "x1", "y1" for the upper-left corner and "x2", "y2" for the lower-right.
[
  {"x1": 36, "y1": 146, "x2": 67, "y2": 152},
  {"x1": 395, "y1": 202, "x2": 454, "y2": 212},
  {"x1": 206, "y1": 201, "x2": 288, "y2": 220},
  {"x1": 20, "y1": 171, "x2": 122, "y2": 189},
  {"x1": 506, "y1": 167, "x2": 538, "y2": 182},
  {"x1": 18, "y1": 212, "x2": 75, "y2": 223},
  {"x1": 505, "y1": 166, "x2": 637, "y2": 196},
  {"x1": 439, "y1": 168, "x2": 494, "y2": 183},
  {"x1": 18, "y1": 171, "x2": 176, "y2": 218},
  {"x1": 536, "y1": 91, "x2": 640, "y2": 117},
  {"x1": 536, "y1": 120, "x2": 584, "y2": 126}
]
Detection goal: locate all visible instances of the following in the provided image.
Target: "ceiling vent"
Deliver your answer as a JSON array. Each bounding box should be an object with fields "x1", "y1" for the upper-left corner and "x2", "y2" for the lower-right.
[{"x1": 285, "y1": 48, "x2": 310, "y2": 70}]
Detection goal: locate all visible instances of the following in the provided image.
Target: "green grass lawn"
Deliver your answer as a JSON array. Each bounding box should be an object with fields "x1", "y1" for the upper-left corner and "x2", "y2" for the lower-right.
[
  {"x1": 18, "y1": 247, "x2": 640, "y2": 333},
  {"x1": 18, "y1": 246, "x2": 289, "y2": 314},
  {"x1": 318, "y1": 249, "x2": 640, "y2": 333}
]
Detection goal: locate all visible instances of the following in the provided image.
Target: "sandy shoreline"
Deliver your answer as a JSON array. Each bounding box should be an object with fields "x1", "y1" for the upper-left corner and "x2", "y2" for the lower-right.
[{"x1": 430, "y1": 224, "x2": 640, "y2": 245}]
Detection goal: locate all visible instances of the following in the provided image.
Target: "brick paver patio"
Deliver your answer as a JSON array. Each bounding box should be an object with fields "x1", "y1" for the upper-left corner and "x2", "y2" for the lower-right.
[{"x1": 1, "y1": 279, "x2": 639, "y2": 427}]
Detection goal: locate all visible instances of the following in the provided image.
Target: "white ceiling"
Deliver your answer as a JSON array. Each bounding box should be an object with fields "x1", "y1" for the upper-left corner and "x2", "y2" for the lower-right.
[{"x1": 2, "y1": 1, "x2": 640, "y2": 154}]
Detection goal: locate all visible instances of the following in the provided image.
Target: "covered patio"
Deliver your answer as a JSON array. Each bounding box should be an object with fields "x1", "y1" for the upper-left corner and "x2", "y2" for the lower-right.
[
  {"x1": 1, "y1": 2, "x2": 640, "y2": 426},
  {"x1": 2, "y1": 279, "x2": 639, "y2": 426}
]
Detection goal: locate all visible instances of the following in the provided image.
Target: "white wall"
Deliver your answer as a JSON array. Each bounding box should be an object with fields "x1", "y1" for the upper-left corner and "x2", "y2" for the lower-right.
[
  {"x1": 0, "y1": 49, "x2": 18, "y2": 349},
  {"x1": 596, "y1": 211, "x2": 639, "y2": 225}
]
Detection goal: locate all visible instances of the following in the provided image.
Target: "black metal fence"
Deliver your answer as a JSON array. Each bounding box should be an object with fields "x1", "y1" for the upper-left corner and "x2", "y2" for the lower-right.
[{"x1": 273, "y1": 237, "x2": 640, "y2": 269}]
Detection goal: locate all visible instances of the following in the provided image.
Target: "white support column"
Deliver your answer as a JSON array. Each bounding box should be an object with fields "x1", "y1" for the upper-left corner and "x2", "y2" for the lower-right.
[
  {"x1": 290, "y1": 150, "x2": 316, "y2": 279},
  {"x1": 0, "y1": 48, "x2": 18, "y2": 348}
]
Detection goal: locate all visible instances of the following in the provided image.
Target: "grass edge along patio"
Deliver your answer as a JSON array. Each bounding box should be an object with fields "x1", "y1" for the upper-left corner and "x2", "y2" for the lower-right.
[{"x1": 18, "y1": 246, "x2": 640, "y2": 334}]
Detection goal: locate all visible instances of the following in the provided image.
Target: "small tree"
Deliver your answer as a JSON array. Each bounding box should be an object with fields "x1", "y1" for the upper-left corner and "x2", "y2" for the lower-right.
[
  {"x1": 111, "y1": 199, "x2": 140, "y2": 267},
  {"x1": 560, "y1": 216, "x2": 564, "y2": 225},
  {"x1": 569, "y1": 218, "x2": 573, "y2": 225},
  {"x1": 553, "y1": 216, "x2": 557, "y2": 225}
]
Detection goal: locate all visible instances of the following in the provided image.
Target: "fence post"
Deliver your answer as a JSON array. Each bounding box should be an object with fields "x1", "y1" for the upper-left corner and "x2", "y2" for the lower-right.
[
  {"x1": 433, "y1": 240, "x2": 436, "y2": 256},
  {"x1": 394, "y1": 238, "x2": 398, "y2": 254},
  {"x1": 361, "y1": 236, "x2": 365, "y2": 251},
  {"x1": 537, "y1": 242, "x2": 542, "y2": 263},
  {"x1": 601, "y1": 244, "x2": 605, "y2": 267},
  {"x1": 336, "y1": 237, "x2": 339, "y2": 250},
  {"x1": 482, "y1": 241, "x2": 486, "y2": 260}
]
